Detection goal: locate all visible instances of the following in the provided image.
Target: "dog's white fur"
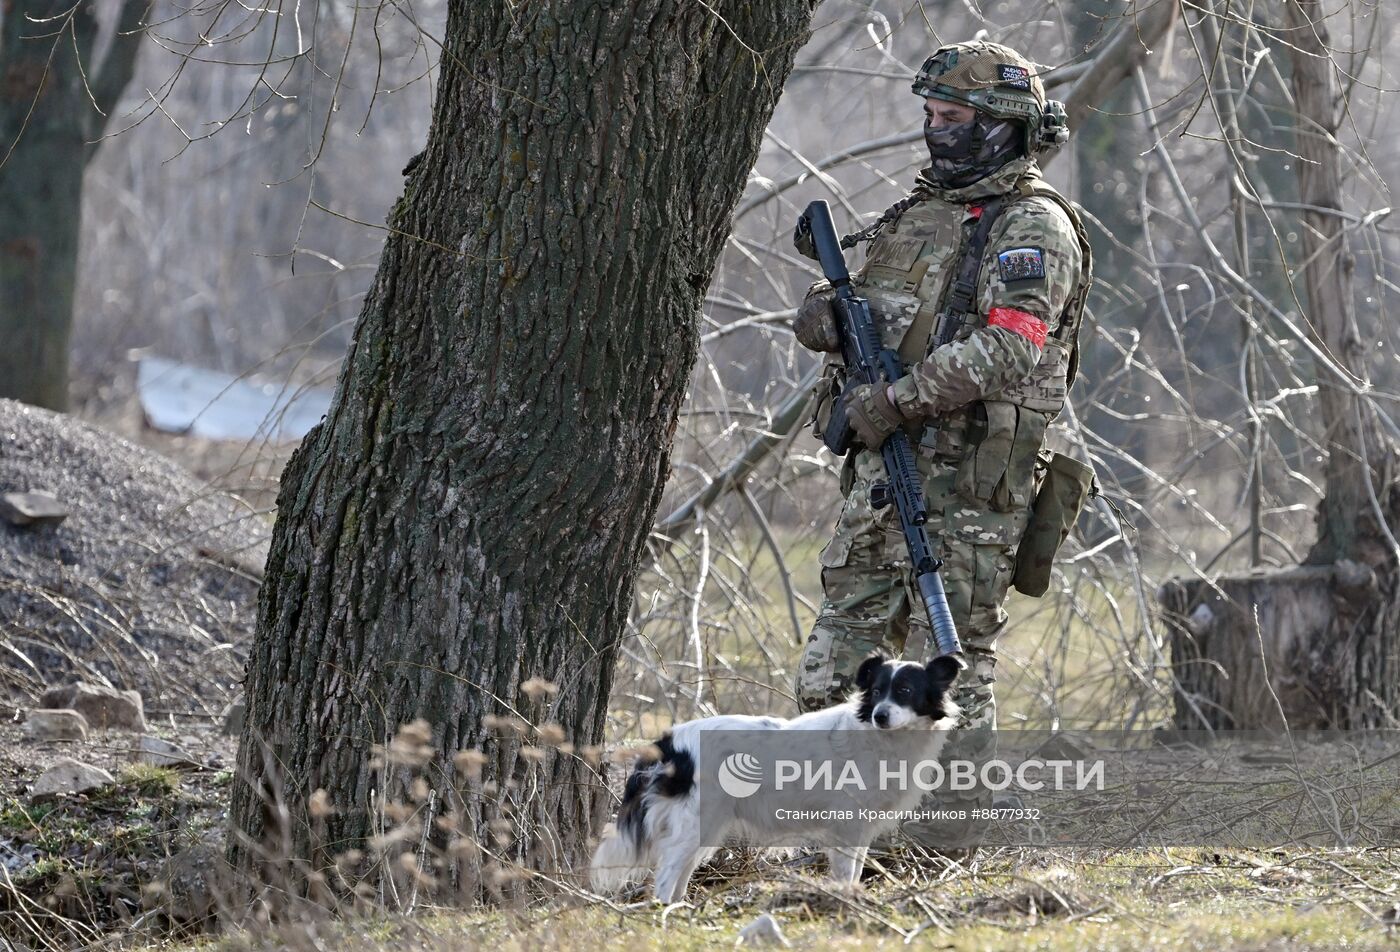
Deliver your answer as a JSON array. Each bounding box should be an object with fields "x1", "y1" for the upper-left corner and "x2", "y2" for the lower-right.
[{"x1": 590, "y1": 660, "x2": 958, "y2": 903}]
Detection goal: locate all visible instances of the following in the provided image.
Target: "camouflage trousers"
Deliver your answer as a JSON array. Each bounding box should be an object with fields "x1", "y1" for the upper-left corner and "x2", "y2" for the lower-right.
[
  {"x1": 795, "y1": 445, "x2": 1032, "y2": 851},
  {"x1": 794, "y1": 446, "x2": 1032, "y2": 732}
]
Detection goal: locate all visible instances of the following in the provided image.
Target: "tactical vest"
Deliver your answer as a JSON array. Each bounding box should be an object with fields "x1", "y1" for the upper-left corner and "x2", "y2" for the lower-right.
[
  {"x1": 858, "y1": 175, "x2": 1092, "y2": 395},
  {"x1": 852, "y1": 174, "x2": 1094, "y2": 511}
]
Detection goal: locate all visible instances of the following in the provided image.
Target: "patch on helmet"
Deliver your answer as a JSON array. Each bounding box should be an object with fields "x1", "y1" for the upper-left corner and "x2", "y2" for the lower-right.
[
  {"x1": 997, "y1": 64, "x2": 1031, "y2": 89},
  {"x1": 997, "y1": 247, "x2": 1045, "y2": 282}
]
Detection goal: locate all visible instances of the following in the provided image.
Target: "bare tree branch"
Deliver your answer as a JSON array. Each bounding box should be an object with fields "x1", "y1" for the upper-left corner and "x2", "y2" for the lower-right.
[
  {"x1": 84, "y1": 0, "x2": 149, "y2": 165},
  {"x1": 1064, "y1": 0, "x2": 1180, "y2": 132},
  {"x1": 656, "y1": 363, "x2": 822, "y2": 532}
]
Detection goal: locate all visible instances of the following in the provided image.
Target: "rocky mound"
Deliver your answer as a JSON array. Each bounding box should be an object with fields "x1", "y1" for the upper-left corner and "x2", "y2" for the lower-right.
[{"x1": 0, "y1": 400, "x2": 268, "y2": 714}]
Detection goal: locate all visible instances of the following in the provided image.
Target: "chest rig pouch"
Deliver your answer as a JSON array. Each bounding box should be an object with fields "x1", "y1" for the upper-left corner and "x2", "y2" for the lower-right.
[{"x1": 852, "y1": 199, "x2": 978, "y2": 464}]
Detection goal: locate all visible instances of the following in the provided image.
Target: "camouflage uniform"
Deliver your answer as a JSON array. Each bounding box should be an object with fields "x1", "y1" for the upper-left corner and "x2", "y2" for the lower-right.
[
  {"x1": 792, "y1": 40, "x2": 1092, "y2": 853},
  {"x1": 794, "y1": 158, "x2": 1088, "y2": 729}
]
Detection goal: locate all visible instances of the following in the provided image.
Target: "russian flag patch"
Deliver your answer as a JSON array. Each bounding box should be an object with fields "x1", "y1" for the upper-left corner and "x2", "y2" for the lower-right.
[{"x1": 997, "y1": 246, "x2": 1046, "y2": 282}]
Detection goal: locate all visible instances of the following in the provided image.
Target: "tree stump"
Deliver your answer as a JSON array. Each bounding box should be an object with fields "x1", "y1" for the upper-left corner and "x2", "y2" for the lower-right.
[{"x1": 1160, "y1": 562, "x2": 1400, "y2": 729}]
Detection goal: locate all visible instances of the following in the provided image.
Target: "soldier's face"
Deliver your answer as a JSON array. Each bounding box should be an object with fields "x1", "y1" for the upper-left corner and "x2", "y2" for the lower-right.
[{"x1": 924, "y1": 96, "x2": 977, "y2": 130}]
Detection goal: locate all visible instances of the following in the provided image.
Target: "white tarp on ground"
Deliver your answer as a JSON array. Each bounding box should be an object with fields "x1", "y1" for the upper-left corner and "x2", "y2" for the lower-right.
[{"x1": 136, "y1": 356, "x2": 332, "y2": 442}]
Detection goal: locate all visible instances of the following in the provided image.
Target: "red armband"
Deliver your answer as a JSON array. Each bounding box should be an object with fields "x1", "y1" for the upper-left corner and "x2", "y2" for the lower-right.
[{"x1": 987, "y1": 307, "x2": 1048, "y2": 348}]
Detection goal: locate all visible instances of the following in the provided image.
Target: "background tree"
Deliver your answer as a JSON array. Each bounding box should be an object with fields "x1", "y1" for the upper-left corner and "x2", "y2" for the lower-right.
[
  {"x1": 1285, "y1": 0, "x2": 1395, "y2": 573},
  {"x1": 228, "y1": 0, "x2": 817, "y2": 889},
  {"x1": 0, "y1": 0, "x2": 146, "y2": 410},
  {"x1": 1161, "y1": 0, "x2": 1400, "y2": 728}
]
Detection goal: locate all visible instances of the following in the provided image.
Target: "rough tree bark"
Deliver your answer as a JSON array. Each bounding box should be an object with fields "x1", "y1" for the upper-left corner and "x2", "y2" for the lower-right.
[
  {"x1": 1163, "y1": 0, "x2": 1400, "y2": 729},
  {"x1": 228, "y1": 1, "x2": 815, "y2": 892},
  {"x1": 0, "y1": 0, "x2": 146, "y2": 411}
]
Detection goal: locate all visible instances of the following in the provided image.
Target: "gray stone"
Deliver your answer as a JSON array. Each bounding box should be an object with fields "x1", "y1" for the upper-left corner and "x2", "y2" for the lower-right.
[
  {"x1": 135, "y1": 735, "x2": 197, "y2": 768},
  {"x1": 0, "y1": 836, "x2": 40, "y2": 876},
  {"x1": 220, "y1": 697, "x2": 245, "y2": 736},
  {"x1": 30, "y1": 758, "x2": 115, "y2": 801},
  {"x1": 21, "y1": 708, "x2": 89, "y2": 742},
  {"x1": 737, "y1": 913, "x2": 790, "y2": 947},
  {"x1": 0, "y1": 491, "x2": 68, "y2": 527},
  {"x1": 40, "y1": 682, "x2": 147, "y2": 731}
]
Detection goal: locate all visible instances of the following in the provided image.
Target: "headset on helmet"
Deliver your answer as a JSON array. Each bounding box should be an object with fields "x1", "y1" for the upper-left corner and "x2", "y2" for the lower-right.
[{"x1": 912, "y1": 41, "x2": 1069, "y2": 154}]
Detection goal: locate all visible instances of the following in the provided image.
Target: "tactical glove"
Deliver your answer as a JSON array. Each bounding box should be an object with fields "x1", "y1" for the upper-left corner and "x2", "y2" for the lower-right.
[
  {"x1": 843, "y1": 383, "x2": 907, "y2": 449},
  {"x1": 793, "y1": 288, "x2": 841, "y2": 352},
  {"x1": 793, "y1": 212, "x2": 819, "y2": 261}
]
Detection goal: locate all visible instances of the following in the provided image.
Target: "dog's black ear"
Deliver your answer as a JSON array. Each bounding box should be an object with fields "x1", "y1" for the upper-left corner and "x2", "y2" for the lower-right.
[
  {"x1": 855, "y1": 655, "x2": 885, "y2": 691},
  {"x1": 926, "y1": 655, "x2": 964, "y2": 694}
]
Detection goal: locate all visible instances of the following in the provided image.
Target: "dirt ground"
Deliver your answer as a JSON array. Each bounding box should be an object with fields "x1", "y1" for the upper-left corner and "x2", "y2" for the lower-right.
[
  {"x1": 0, "y1": 717, "x2": 237, "y2": 949},
  {"x1": 0, "y1": 399, "x2": 271, "y2": 713},
  {"x1": 2, "y1": 400, "x2": 1395, "y2": 952},
  {"x1": 0, "y1": 717, "x2": 237, "y2": 787}
]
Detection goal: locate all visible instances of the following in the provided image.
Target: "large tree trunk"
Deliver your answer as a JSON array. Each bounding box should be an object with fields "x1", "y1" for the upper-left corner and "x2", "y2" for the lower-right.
[
  {"x1": 1162, "y1": 0, "x2": 1400, "y2": 729},
  {"x1": 0, "y1": 0, "x2": 145, "y2": 410},
  {"x1": 229, "y1": 0, "x2": 813, "y2": 897}
]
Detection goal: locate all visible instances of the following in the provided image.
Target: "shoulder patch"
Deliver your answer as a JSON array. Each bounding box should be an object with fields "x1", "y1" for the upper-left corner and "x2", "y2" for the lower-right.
[
  {"x1": 997, "y1": 64, "x2": 1031, "y2": 89},
  {"x1": 997, "y1": 246, "x2": 1045, "y2": 282}
]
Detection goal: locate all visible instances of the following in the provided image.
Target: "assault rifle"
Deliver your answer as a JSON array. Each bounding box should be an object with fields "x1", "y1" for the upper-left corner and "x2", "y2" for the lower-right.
[{"x1": 798, "y1": 199, "x2": 963, "y2": 662}]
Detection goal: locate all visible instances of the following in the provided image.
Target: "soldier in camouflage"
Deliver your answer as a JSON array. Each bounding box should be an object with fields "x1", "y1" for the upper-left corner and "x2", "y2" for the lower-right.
[{"x1": 791, "y1": 41, "x2": 1093, "y2": 846}]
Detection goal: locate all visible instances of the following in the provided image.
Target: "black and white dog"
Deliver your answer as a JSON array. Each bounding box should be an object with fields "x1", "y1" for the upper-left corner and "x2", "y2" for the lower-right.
[{"x1": 590, "y1": 655, "x2": 960, "y2": 903}]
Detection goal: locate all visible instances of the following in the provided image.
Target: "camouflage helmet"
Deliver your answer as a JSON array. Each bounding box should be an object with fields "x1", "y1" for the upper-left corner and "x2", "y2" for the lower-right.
[{"x1": 912, "y1": 41, "x2": 1069, "y2": 153}]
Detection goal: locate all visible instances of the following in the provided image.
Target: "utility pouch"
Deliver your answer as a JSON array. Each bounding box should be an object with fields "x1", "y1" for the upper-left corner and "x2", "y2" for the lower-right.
[
  {"x1": 810, "y1": 360, "x2": 845, "y2": 442},
  {"x1": 1011, "y1": 451, "x2": 1096, "y2": 597},
  {"x1": 954, "y1": 401, "x2": 1048, "y2": 512},
  {"x1": 993, "y1": 337, "x2": 1071, "y2": 415}
]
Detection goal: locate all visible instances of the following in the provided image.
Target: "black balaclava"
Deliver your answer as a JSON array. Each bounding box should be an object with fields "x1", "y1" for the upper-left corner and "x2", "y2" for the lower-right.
[{"x1": 923, "y1": 111, "x2": 1025, "y2": 189}]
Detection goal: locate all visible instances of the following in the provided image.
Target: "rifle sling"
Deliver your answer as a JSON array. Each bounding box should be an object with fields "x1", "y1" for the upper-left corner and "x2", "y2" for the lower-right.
[
  {"x1": 896, "y1": 197, "x2": 1010, "y2": 369},
  {"x1": 941, "y1": 196, "x2": 1009, "y2": 342}
]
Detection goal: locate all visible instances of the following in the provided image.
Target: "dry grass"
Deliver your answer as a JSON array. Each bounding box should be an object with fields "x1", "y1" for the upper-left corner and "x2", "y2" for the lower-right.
[
  {"x1": 136, "y1": 848, "x2": 1400, "y2": 951},
  {"x1": 8, "y1": 707, "x2": 1395, "y2": 952}
]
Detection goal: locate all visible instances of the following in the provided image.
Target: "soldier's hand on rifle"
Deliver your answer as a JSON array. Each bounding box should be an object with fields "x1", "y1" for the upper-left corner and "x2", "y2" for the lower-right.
[
  {"x1": 843, "y1": 382, "x2": 908, "y2": 449},
  {"x1": 792, "y1": 288, "x2": 842, "y2": 352}
]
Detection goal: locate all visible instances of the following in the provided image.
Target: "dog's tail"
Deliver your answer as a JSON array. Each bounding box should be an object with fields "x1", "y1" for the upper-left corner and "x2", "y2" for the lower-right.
[{"x1": 589, "y1": 733, "x2": 695, "y2": 894}]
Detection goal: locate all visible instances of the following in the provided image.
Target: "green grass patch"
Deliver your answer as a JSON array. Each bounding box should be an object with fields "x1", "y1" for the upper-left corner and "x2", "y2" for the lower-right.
[{"x1": 120, "y1": 764, "x2": 183, "y2": 797}]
